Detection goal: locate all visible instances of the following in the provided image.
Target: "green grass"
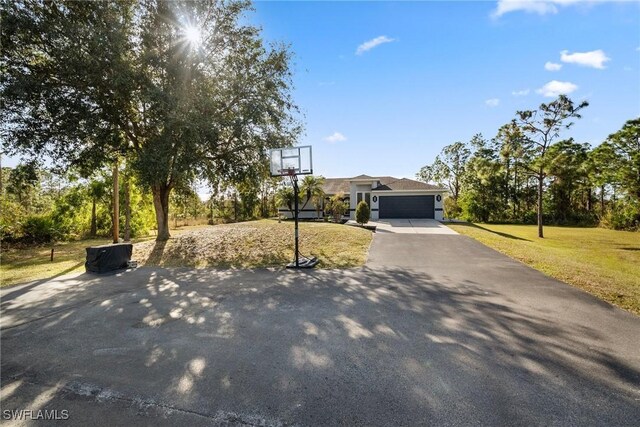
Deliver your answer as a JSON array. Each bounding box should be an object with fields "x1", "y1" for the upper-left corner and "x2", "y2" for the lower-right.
[
  {"x1": 0, "y1": 235, "x2": 157, "y2": 288},
  {"x1": 0, "y1": 220, "x2": 372, "y2": 287},
  {"x1": 448, "y1": 223, "x2": 640, "y2": 315}
]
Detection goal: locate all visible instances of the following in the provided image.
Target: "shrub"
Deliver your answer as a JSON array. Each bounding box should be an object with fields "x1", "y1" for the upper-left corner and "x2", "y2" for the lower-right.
[
  {"x1": 355, "y1": 201, "x2": 370, "y2": 225},
  {"x1": 443, "y1": 196, "x2": 461, "y2": 219},
  {"x1": 325, "y1": 193, "x2": 347, "y2": 222},
  {"x1": 600, "y1": 200, "x2": 640, "y2": 231},
  {"x1": 20, "y1": 215, "x2": 60, "y2": 244}
]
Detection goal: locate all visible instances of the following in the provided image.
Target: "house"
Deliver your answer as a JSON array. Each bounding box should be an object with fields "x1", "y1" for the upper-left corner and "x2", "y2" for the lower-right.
[{"x1": 279, "y1": 175, "x2": 448, "y2": 221}]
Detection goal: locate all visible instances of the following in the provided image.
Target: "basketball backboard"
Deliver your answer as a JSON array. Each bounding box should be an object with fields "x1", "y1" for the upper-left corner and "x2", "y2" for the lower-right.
[{"x1": 269, "y1": 145, "x2": 313, "y2": 177}]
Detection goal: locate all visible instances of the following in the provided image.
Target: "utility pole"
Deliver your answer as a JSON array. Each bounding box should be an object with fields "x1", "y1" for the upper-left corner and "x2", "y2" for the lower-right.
[{"x1": 113, "y1": 157, "x2": 119, "y2": 243}]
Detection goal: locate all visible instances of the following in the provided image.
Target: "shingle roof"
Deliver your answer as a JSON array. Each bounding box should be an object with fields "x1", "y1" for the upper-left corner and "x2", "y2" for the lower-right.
[
  {"x1": 322, "y1": 178, "x2": 351, "y2": 195},
  {"x1": 321, "y1": 176, "x2": 445, "y2": 194}
]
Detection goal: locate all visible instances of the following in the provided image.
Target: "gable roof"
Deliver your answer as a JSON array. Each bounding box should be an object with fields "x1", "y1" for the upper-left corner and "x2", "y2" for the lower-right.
[
  {"x1": 321, "y1": 175, "x2": 446, "y2": 194},
  {"x1": 349, "y1": 174, "x2": 375, "y2": 180},
  {"x1": 373, "y1": 177, "x2": 444, "y2": 191}
]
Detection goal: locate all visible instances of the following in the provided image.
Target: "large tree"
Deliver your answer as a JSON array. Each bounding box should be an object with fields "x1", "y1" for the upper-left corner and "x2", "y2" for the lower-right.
[
  {"x1": 515, "y1": 95, "x2": 588, "y2": 238},
  {"x1": 606, "y1": 118, "x2": 640, "y2": 202},
  {"x1": 495, "y1": 120, "x2": 529, "y2": 218},
  {"x1": 1, "y1": 0, "x2": 300, "y2": 240},
  {"x1": 416, "y1": 141, "x2": 470, "y2": 201}
]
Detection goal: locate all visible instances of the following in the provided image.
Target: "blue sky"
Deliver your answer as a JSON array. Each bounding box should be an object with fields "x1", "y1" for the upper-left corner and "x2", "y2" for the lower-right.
[
  {"x1": 4, "y1": 0, "x2": 639, "y2": 184},
  {"x1": 252, "y1": 0, "x2": 640, "y2": 179}
]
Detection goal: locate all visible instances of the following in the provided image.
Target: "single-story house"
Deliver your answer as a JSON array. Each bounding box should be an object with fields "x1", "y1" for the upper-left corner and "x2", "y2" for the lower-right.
[{"x1": 279, "y1": 174, "x2": 448, "y2": 221}]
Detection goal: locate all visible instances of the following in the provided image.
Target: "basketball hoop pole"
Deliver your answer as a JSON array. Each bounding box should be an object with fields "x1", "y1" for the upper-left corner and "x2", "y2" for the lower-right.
[{"x1": 291, "y1": 174, "x2": 300, "y2": 268}]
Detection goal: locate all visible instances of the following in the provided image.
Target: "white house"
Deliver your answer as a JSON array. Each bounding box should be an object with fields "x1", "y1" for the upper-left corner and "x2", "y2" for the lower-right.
[{"x1": 279, "y1": 174, "x2": 448, "y2": 221}]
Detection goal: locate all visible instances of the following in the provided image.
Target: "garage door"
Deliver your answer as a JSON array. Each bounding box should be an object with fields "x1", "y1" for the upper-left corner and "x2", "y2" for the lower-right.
[{"x1": 379, "y1": 195, "x2": 435, "y2": 219}]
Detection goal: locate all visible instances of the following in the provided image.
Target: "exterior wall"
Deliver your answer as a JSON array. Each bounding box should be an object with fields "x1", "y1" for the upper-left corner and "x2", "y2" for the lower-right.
[
  {"x1": 278, "y1": 195, "x2": 350, "y2": 220},
  {"x1": 434, "y1": 192, "x2": 444, "y2": 220},
  {"x1": 278, "y1": 197, "x2": 323, "y2": 219},
  {"x1": 370, "y1": 192, "x2": 380, "y2": 220}
]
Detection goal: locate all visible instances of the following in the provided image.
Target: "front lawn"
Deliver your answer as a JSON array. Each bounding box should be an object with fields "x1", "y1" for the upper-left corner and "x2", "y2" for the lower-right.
[
  {"x1": 448, "y1": 223, "x2": 640, "y2": 315},
  {"x1": 0, "y1": 220, "x2": 372, "y2": 287},
  {"x1": 134, "y1": 219, "x2": 372, "y2": 269}
]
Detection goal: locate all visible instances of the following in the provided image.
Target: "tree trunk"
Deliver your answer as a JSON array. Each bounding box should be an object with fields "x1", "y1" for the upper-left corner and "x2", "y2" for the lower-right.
[
  {"x1": 600, "y1": 185, "x2": 605, "y2": 214},
  {"x1": 152, "y1": 184, "x2": 171, "y2": 241},
  {"x1": 112, "y1": 161, "x2": 119, "y2": 243},
  {"x1": 537, "y1": 174, "x2": 544, "y2": 238},
  {"x1": 124, "y1": 177, "x2": 131, "y2": 242},
  {"x1": 513, "y1": 163, "x2": 518, "y2": 218},
  {"x1": 90, "y1": 198, "x2": 97, "y2": 237}
]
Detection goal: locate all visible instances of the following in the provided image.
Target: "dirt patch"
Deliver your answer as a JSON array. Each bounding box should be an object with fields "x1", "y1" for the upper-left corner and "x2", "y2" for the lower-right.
[{"x1": 133, "y1": 220, "x2": 371, "y2": 269}]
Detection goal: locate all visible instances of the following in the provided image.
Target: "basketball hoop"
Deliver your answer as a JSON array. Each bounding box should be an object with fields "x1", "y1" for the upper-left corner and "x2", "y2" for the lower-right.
[
  {"x1": 269, "y1": 146, "x2": 318, "y2": 269},
  {"x1": 269, "y1": 146, "x2": 312, "y2": 177}
]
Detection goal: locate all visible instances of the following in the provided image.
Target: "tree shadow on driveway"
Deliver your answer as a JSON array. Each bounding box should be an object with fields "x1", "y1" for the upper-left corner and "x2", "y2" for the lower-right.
[{"x1": 1, "y1": 265, "x2": 639, "y2": 425}]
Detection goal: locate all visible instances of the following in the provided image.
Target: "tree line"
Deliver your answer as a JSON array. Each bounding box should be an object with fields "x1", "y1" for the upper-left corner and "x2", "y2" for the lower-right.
[
  {"x1": 0, "y1": 160, "x2": 289, "y2": 244},
  {"x1": 417, "y1": 96, "x2": 639, "y2": 234}
]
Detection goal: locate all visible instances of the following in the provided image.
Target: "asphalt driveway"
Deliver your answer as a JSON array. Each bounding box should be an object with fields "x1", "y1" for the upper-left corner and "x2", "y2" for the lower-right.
[{"x1": 1, "y1": 231, "x2": 639, "y2": 426}]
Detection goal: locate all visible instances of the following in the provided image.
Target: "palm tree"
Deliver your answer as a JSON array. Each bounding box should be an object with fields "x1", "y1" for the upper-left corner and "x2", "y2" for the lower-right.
[
  {"x1": 300, "y1": 175, "x2": 326, "y2": 219},
  {"x1": 275, "y1": 186, "x2": 295, "y2": 217},
  {"x1": 88, "y1": 179, "x2": 107, "y2": 237}
]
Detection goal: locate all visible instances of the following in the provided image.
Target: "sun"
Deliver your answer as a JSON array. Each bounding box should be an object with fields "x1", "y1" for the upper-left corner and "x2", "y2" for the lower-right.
[{"x1": 183, "y1": 25, "x2": 202, "y2": 46}]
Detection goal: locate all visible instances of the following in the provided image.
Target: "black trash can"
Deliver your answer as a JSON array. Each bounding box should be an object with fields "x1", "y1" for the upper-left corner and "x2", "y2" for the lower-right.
[{"x1": 85, "y1": 243, "x2": 133, "y2": 273}]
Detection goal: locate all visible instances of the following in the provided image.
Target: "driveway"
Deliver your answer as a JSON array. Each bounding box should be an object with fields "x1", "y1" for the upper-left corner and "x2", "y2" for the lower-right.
[
  {"x1": 1, "y1": 232, "x2": 639, "y2": 425},
  {"x1": 368, "y1": 218, "x2": 458, "y2": 234}
]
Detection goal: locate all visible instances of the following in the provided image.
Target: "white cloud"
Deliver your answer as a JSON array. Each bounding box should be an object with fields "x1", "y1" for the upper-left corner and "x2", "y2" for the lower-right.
[
  {"x1": 560, "y1": 49, "x2": 610, "y2": 69},
  {"x1": 536, "y1": 80, "x2": 578, "y2": 97},
  {"x1": 324, "y1": 132, "x2": 347, "y2": 143},
  {"x1": 493, "y1": 0, "x2": 559, "y2": 17},
  {"x1": 545, "y1": 61, "x2": 563, "y2": 71},
  {"x1": 485, "y1": 98, "x2": 500, "y2": 107},
  {"x1": 492, "y1": 0, "x2": 593, "y2": 17},
  {"x1": 512, "y1": 89, "x2": 530, "y2": 96},
  {"x1": 356, "y1": 36, "x2": 395, "y2": 55}
]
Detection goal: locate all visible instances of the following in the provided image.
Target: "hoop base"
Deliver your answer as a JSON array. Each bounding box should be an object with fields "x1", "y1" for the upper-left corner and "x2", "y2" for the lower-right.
[{"x1": 286, "y1": 255, "x2": 319, "y2": 269}]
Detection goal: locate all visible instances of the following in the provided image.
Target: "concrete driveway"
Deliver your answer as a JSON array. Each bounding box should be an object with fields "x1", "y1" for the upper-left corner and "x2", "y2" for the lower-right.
[
  {"x1": 1, "y1": 233, "x2": 639, "y2": 425},
  {"x1": 368, "y1": 219, "x2": 458, "y2": 234}
]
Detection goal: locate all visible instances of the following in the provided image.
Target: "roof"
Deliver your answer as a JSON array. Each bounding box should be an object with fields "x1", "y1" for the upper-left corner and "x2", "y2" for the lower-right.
[
  {"x1": 373, "y1": 177, "x2": 444, "y2": 191},
  {"x1": 322, "y1": 177, "x2": 351, "y2": 195},
  {"x1": 321, "y1": 176, "x2": 446, "y2": 194},
  {"x1": 349, "y1": 174, "x2": 375, "y2": 180}
]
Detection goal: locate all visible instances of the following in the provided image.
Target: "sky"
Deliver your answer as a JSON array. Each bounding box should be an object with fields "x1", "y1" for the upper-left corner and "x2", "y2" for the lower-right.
[
  {"x1": 3, "y1": 0, "x2": 640, "y2": 184},
  {"x1": 251, "y1": 0, "x2": 640, "y2": 179}
]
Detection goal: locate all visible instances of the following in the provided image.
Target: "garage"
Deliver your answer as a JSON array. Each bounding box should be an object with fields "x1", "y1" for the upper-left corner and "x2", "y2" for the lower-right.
[{"x1": 379, "y1": 195, "x2": 435, "y2": 219}]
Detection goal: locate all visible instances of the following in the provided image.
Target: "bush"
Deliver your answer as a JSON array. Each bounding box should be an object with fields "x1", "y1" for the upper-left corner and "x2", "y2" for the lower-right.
[
  {"x1": 355, "y1": 201, "x2": 370, "y2": 225},
  {"x1": 443, "y1": 196, "x2": 461, "y2": 219},
  {"x1": 325, "y1": 193, "x2": 348, "y2": 222},
  {"x1": 600, "y1": 200, "x2": 640, "y2": 231},
  {"x1": 20, "y1": 215, "x2": 60, "y2": 244}
]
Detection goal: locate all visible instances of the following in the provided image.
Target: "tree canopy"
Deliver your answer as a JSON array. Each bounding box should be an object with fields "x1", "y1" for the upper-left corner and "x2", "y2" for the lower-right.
[
  {"x1": 1, "y1": 0, "x2": 301, "y2": 240},
  {"x1": 417, "y1": 97, "x2": 638, "y2": 231}
]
